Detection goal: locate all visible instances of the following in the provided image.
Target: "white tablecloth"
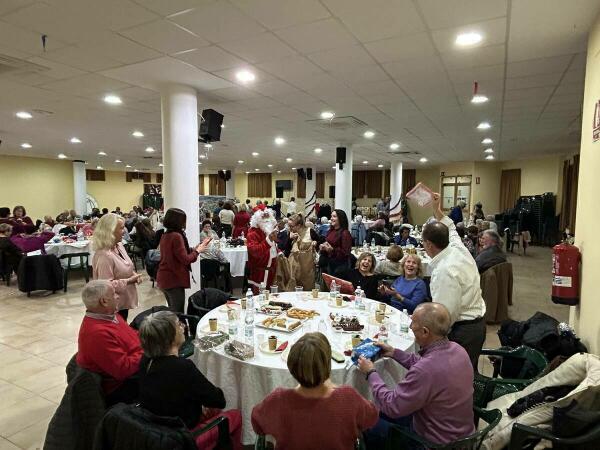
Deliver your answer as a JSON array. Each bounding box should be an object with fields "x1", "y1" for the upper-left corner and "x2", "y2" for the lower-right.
[
  {"x1": 352, "y1": 220, "x2": 377, "y2": 230},
  {"x1": 44, "y1": 240, "x2": 93, "y2": 267},
  {"x1": 354, "y1": 246, "x2": 432, "y2": 276},
  {"x1": 221, "y1": 246, "x2": 248, "y2": 277},
  {"x1": 193, "y1": 292, "x2": 415, "y2": 444}
]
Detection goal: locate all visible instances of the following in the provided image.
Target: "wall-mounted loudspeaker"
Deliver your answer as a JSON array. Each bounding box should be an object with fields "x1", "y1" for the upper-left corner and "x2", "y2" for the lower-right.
[
  {"x1": 199, "y1": 109, "x2": 224, "y2": 143},
  {"x1": 336, "y1": 147, "x2": 346, "y2": 169},
  {"x1": 329, "y1": 185, "x2": 335, "y2": 198},
  {"x1": 218, "y1": 170, "x2": 231, "y2": 181},
  {"x1": 296, "y1": 168, "x2": 306, "y2": 179},
  {"x1": 276, "y1": 187, "x2": 284, "y2": 198},
  {"x1": 306, "y1": 168, "x2": 313, "y2": 180}
]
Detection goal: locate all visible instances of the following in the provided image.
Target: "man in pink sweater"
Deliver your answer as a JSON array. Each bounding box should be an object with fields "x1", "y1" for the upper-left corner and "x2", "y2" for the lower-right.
[
  {"x1": 77, "y1": 280, "x2": 143, "y2": 405},
  {"x1": 358, "y1": 302, "x2": 475, "y2": 448}
]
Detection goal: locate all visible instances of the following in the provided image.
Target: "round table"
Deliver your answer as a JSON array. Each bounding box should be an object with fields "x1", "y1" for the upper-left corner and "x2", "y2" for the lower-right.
[
  {"x1": 44, "y1": 240, "x2": 93, "y2": 267},
  {"x1": 221, "y1": 246, "x2": 248, "y2": 277},
  {"x1": 193, "y1": 291, "x2": 415, "y2": 444}
]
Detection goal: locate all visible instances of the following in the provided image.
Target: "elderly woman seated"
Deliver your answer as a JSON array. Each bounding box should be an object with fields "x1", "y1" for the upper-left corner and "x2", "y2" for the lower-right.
[
  {"x1": 10, "y1": 205, "x2": 36, "y2": 235},
  {"x1": 139, "y1": 311, "x2": 242, "y2": 449},
  {"x1": 251, "y1": 332, "x2": 377, "y2": 450},
  {"x1": 374, "y1": 245, "x2": 404, "y2": 278},
  {"x1": 0, "y1": 223, "x2": 24, "y2": 275},
  {"x1": 378, "y1": 253, "x2": 428, "y2": 314}
]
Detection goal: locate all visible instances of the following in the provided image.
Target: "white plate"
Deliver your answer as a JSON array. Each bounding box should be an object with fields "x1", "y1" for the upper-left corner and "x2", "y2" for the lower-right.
[
  {"x1": 217, "y1": 303, "x2": 241, "y2": 313},
  {"x1": 259, "y1": 341, "x2": 285, "y2": 355},
  {"x1": 199, "y1": 323, "x2": 226, "y2": 334},
  {"x1": 255, "y1": 316, "x2": 303, "y2": 333},
  {"x1": 328, "y1": 300, "x2": 349, "y2": 309}
]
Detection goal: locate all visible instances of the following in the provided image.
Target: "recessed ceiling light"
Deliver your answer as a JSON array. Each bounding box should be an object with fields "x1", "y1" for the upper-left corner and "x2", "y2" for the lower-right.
[
  {"x1": 389, "y1": 143, "x2": 400, "y2": 150},
  {"x1": 484, "y1": 148, "x2": 494, "y2": 154},
  {"x1": 58, "y1": 153, "x2": 67, "y2": 159},
  {"x1": 274, "y1": 136, "x2": 286, "y2": 145},
  {"x1": 103, "y1": 94, "x2": 122, "y2": 105},
  {"x1": 482, "y1": 138, "x2": 493, "y2": 144},
  {"x1": 314, "y1": 147, "x2": 323, "y2": 153},
  {"x1": 145, "y1": 146, "x2": 155, "y2": 153},
  {"x1": 477, "y1": 122, "x2": 491, "y2": 130},
  {"x1": 320, "y1": 111, "x2": 335, "y2": 120},
  {"x1": 254, "y1": 168, "x2": 260, "y2": 171},
  {"x1": 70, "y1": 137, "x2": 81, "y2": 143},
  {"x1": 252, "y1": 152, "x2": 259, "y2": 156},
  {"x1": 455, "y1": 32, "x2": 482, "y2": 47},
  {"x1": 96, "y1": 165, "x2": 103, "y2": 170},
  {"x1": 134, "y1": 169, "x2": 139, "y2": 172},
  {"x1": 286, "y1": 157, "x2": 292, "y2": 162},
  {"x1": 291, "y1": 167, "x2": 296, "y2": 170},
  {"x1": 277, "y1": 170, "x2": 281, "y2": 174},
  {"x1": 362, "y1": 161, "x2": 369, "y2": 164},
  {"x1": 126, "y1": 164, "x2": 132, "y2": 168},
  {"x1": 245, "y1": 171, "x2": 250, "y2": 174},
  {"x1": 132, "y1": 130, "x2": 144, "y2": 138},
  {"x1": 419, "y1": 157, "x2": 428, "y2": 163},
  {"x1": 198, "y1": 162, "x2": 203, "y2": 165},
  {"x1": 332, "y1": 166, "x2": 336, "y2": 169},
  {"x1": 471, "y1": 95, "x2": 488, "y2": 104},
  {"x1": 20, "y1": 143, "x2": 32, "y2": 149},
  {"x1": 158, "y1": 163, "x2": 164, "y2": 167},
  {"x1": 236, "y1": 69, "x2": 256, "y2": 83},
  {"x1": 485, "y1": 154, "x2": 495, "y2": 160},
  {"x1": 377, "y1": 164, "x2": 384, "y2": 168},
  {"x1": 238, "y1": 160, "x2": 244, "y2": 164},
  {"x1": 363, "y1": 130, "x2": 375, "y2": 138},
  {"x1": 199, "y1": 154, "x2": 207, "y2": 159},
  {"x1": 115, "y1": 159, "x2": 122, "y2": 163},
  {"x1": 204, "y1": 143, "x2": 212, "y2": 149},
  {"x1": 98, "y1": 151, "x2": 107, "y2": 156},
  {"x1": 267, "y1": 164, "x2": 273, "y2": 168},
  {"x1": 16, "y1": 111, "x2": 32, "y2": 119}
]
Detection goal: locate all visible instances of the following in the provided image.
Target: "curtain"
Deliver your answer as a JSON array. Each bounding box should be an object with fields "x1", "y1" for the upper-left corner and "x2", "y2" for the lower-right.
[
  {"x1": 499, "y1": 169, "x2": 521, "y2": 211},
  {"x1": 365, "y1": 170, "x2": 383, "y2": 198},
  {"x1": 156, "y1": 173, "x2": 163, "y2": 184},
  {"x1": 352, "y1": 171, "x2": 366, "y2": 198},
  {"x1": 560, "y1": 155, "x2": 580, "y2": 232},
  {"x1": 199, "y1": 175, "x2": 205, "y2": 195},
  {"x1": 403, "y1": 169, "x2": 416, "y2": 194},
  {"x1": 297, "y1": 174, "x2": 306, "y2": 198},
  {"x1": 248, "y1": 173, "x2": 272, "y2": 197},
  {"x1": 316, "y1": 172, "x2": 325, "y2": 198},
  {"x1": 208, "y1": 174, "x2": 225, "y2": 195},
  {"x1": 86, "y1": 169, "x2": 105, "y2": 181}
]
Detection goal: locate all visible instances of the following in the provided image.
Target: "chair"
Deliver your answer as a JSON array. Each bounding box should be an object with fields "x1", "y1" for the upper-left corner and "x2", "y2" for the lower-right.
[
  {"x1": 509, "y1": 421, "x2": 600, "y2": 450},
  {"x1": 384, "y1": 407, "x2": 501, "y2": 450},
  {"x1": 481, "y1": 262, "x2": 513, "y2": 324},
  {"x1": 0, "y1": 250, "x2": 15, "y2": 286},
  {"x1": 255, "y1": 435, "x2": 366, "y2": 450},
  {"x1": 474, "y1": 346, "x2": 548, "y2": 408},
  {"x1": 177, "y1": 313, "x2": 200, "y2": 359},
  {"x1": 60, "y1": 252, "x2": 90, "y2": 292},
  {"x1": 201, "y1": 259, "x2": 228, "y2": 291},
  {"x1": 17, "y1": 254, "x2": 64, "y2": 296}
]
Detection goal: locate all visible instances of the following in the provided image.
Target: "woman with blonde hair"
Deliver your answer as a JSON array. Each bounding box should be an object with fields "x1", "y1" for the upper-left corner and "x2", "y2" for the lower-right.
[
  {"x1": 379, "y1": 253, "x2": 428, "y2": 313},
  {"x1": 251, "y1": 332, "x2": 377, "y2": 450},
  {"x1": 284, "y1": 213, "x2": 323, "y2": 290},
  {"x1": 232, "y1": 203, "x2": 250, "y2": 238},
  {"x1": 92, "y1": 213, "x2": 142, "y2": 320}
]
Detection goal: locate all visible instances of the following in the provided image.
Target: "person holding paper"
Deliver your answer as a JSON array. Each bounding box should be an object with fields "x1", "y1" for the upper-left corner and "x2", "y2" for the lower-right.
[{"x1": 417, "y1": 190, "x2": 486, "y2": 368}]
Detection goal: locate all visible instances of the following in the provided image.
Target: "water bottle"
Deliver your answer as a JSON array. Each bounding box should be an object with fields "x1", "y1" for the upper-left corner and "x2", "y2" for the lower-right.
[
  {"x1": 228, "y1": 314, "x2": 238, "y2": 337},
  {"x1": 378, "y1": 324, "x2": 389, "y2": 344},
  {"x1": 354, "y1": 286, "x2": 364, "y2": 310},
  {"x1": 399, "y1": 309, "x2": 409, "y2": 334},
  {"x1": 330, "y1": 280, "x2": 338, "y2": 302},
  {"x1": 221, "y1": 231, "x2": 227, "y2": 245},
  {"x1": 258, "y1": 282, "x2": 266, "y2": 304},
  {"x1": 77, "y1": 229, "x2": 84, "y2": 242},
  {"x1": 371, "y1": 238, "x2": 376, "y2": 248},
  {"x1": 244, "y1": 289, "x2": 254, "y2": 342}
]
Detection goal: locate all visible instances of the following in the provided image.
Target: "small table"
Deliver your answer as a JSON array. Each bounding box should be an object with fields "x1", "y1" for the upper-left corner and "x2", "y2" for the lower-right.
[
  {"x1": 221, "y1": 246, "x2": 248, "y2": 277},
  {"x1": 44, "y1": 240, "x2": 93, "y2": 267},
  {"x1": 193, "y1": 291, "x2": 415, "y2": 444}
]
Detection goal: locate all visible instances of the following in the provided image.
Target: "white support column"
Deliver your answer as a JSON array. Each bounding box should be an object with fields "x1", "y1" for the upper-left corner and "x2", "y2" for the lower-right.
[
  {"x1": 73, "y1": 160, "x2": 87, "y2": 215},
  {"x1": 304, "y1": 167, "x2": 317, "y2": 219},
  {"x1": 389, "y1": 160, "x2": 403, "y2": 223},
  {"x1": 335, "y1": 148, "x2": 353, "y2": 220},
  {"x1": 225, "y1": 170, "x2": 235, "y2": 199},
  {"x1": 161, "y1": 84, "x2": 200, "y2": 296}
]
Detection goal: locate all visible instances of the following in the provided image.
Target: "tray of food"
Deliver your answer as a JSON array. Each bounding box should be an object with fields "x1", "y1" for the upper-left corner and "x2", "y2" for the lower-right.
[
  {"x1": 255, "y1": 316, "x2": 303, "y2": 333},
  {"x1": 286, "y1": 307, "x2": 320, "y2": 320},
  {"x1": 329, "y1": 313, "x2": 365, "y2": 333}
]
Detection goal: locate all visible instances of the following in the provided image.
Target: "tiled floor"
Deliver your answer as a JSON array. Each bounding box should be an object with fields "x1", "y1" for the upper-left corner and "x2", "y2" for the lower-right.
[{"x1": 0, "y1": 246, "x2": 570, "y2": 449}]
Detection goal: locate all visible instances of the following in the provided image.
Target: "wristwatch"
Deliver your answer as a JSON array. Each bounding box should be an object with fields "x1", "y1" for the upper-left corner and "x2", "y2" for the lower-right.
[{"x1": 365, "y1": 369, "x2": 377, "y2": 380}]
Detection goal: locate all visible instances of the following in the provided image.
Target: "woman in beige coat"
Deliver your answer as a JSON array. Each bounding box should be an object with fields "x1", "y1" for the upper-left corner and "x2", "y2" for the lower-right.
[{"x1": 92, "y1": 213, "x2": 142, "y2": 321}]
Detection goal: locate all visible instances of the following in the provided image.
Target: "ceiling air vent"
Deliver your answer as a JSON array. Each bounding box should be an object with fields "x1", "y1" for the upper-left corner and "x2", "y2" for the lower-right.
[
  {"x1": 306, "y1": 115, "x2": 368, "y2": 131},
  {"x1": 386, "y1": 150, "x2": 422, "y2": 159},
  {"x1": 0, "y1": 54, "x2": 49, "y2": 75}
]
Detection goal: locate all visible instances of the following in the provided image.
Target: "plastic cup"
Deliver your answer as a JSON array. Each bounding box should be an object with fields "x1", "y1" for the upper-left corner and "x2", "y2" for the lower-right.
[
  {"x1": 268, "y1": 336, "x2": 278, "y2": 351},
  {"x1": 295, "y1": 286, "x2": 303, "y2": 301},
  {"x1": 209, "y1": 318, "x2": 218, "y2": 332},
  {"x1": 270, "y1": 285, "x2": 278, "y2": 294},
  {"x1": 336, "y1": 295, "x2": 343, "y2": 307}
]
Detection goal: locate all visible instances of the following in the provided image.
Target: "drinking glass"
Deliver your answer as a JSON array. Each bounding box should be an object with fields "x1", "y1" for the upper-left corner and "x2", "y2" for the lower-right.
[
  {"x1": 270, "y1": 285, "x2": 278, "y2": 294},
  {"x1": 295, "y1": 286, "x2": 303, "y2": 301}
]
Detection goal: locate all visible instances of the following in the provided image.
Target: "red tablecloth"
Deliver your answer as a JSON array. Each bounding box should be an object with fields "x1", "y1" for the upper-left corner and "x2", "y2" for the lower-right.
[{"x1": 11, "y1": 232, "x2": 55, "y2": 253}]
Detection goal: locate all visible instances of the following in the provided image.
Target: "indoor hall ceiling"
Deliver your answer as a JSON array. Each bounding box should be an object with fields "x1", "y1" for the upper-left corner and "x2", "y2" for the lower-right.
[{"x1": 0, "y1": 0, "x2": 596, "y2": 173}]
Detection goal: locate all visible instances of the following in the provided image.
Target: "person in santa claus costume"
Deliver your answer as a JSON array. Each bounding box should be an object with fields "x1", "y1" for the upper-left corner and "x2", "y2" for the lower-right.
[{"x1": 246, "y1": 208, "x2": 279, "y2": 294}]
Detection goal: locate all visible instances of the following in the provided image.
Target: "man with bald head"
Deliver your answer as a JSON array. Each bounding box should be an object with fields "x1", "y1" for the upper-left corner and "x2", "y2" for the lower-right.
[{"x1": 359, "y1": 303, "x2": 475, "y2": 448}]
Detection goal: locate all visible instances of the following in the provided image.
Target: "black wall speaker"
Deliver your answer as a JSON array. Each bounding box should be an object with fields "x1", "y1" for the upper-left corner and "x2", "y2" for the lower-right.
[
  {"x1": 218, "y1": 170, "x2": 231, "y2": 181},
  {"x1": 306, "y1": 168, "x2": 313, "y2": 180},
  {"x1": 276, "y1": 187, "x2": 284, "y2": 198},
  {"x1": 296, "y1": 168, "x2": 306, "y2": 179},
  {"x1": 329, "y1": 185, "x2": 335, "y2": 198},
  {"x1": 336, "y1": 147, "x2": 346, "y2": 164},
  {"x1": 199, "y1": 109, "x2": 224, "y2": 143}
]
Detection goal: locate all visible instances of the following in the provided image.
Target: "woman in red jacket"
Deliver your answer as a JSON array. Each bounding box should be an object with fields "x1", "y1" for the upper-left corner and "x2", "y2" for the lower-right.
[
  {"x1": 232, "y1": 203, "x2": 251, "y2": 239},
  {"x1": 157, "y1": 208, "x2": 210, "y2": 313}
]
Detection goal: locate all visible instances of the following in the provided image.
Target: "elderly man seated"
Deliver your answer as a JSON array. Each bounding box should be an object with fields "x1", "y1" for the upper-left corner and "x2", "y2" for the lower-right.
[
  {"x1": 358, "y1": 303, "x2": 475, "y2": 449},
  {"x1": 475, "y1": 230, "x2": 507, "y2": 274},
  {"x1": 76, "y1": 280, "x2": 143, "y2": 405}
]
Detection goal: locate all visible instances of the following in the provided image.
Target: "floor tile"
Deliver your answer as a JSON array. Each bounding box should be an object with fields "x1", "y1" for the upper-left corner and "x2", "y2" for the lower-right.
[
  {"x1": 12, "y1": 366, "x2": 66, "y2": 394},
  {"x1": 0, "y1": 437, "x2": 20, "y2": 450},
  {"x1": 39, "y1": 384, "x2": 67, "y2": 405},
  {"x1": 0, "y1": 357, "x2": 57, "y2": 384},
  {"x1": 0, "y1": 396, "x2": 55, "y2": 437},
  {"x1": 0, "y1": 381, "x2": 37, "y2": 409},
  {"x1": 6, "y1": 417, "x2": 51, "y2": 450}
]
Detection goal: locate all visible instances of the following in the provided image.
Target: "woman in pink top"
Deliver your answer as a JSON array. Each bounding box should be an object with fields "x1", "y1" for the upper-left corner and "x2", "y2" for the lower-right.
[
  {"x1": 251, "y1": 333, "x2": 378, "y2": 450},
  {"x1": 92, "y1": 213, "x2": 142, "y2": 321}
]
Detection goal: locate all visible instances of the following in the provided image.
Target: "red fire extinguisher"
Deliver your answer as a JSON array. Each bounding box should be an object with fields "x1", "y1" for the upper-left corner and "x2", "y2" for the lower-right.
[{"x1": 552, "y1": 242, "x2": 580, "y2": 305}]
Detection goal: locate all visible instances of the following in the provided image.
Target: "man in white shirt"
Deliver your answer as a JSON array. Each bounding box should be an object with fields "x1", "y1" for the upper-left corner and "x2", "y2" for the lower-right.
[
  {"x1": 281, "y1": 197, "x2": 297, "y2": 216},
  {"x1": 420, "y1": 192, "x2": 486, "y2": 368}
]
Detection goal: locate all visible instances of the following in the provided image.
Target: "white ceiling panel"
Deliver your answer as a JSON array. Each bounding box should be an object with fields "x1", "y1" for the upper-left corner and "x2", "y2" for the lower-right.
[
  {"x1": 25, "y1": 57, "x2": 87, "y2": 80},
  {"x1": 219, "y1": 32, "x2": 297, "y2": 64},
  {"x1": 132, "y1": 0, "x2": 216, "y2": 17},
  {"x1": 257, "y1": 55, "x2": 323, "y2": 81},
  {"x1": 307, "y1": 45, "x2": 376, "y2": 71},
  {"x1": 330, "y1": 65, "x2": 390, "y2": 85},
  {"x1": 0, "y1": 20, "x2": 69, "y2": 55},
  {"x1": 38, "y1": 73, "x2": 132, "y2": 97},
  {"x1": 120, "y1": 19, "x2": 210, "y2": 55},
  {"x1": 431, "y1": 17, "x2": 506, "y2": 54},
  {"x1": 274, "y1": 18, "x2": 357, "y2": 54},
  {"x1": 169, "y1": 1, "x2": 265, "y2": 44},
  {"x1": 441, "y1": 44, "x2": 505, "y2": 70},
  {"x1": 210, "y1": 67, "x2": 275, "y2": 85},
  {"x1": 383, "y1": 56, "x2": 446, "y2": 79},
  {"x1": 418, "y1": 0, "x2": 507, "y2": 30},
  {"x1": 41, "y1": 45, "x2": 123, "y2": 72},
  {"x1": 250, "y1": 80, "x2": 301, "y2": 97},
  {"x1": 322, "y1": 0, "x2": 425, "y2": 42},
  {"x1": 506, "y1": 73, "x2": 563, "y2": 90},
  {"x1": 230, "y1": 0, "x2": 330, "y2": 30},
  {"x1": 506, "y1": 54, "x2": 573, "y2": 78},
  {"x1": 81, "y1": 33, "x2": 161, "y2": 65},
  {"x1": 365, "y1": 33, "x2": 436, "y2": 64},
  {"x1": 174, "y1": 46, "x2": 247, "y2": 72}
]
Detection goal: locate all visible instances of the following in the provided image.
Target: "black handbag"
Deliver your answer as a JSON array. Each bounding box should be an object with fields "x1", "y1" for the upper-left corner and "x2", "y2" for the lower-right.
[{"x1": 553, "y1": 399, "x2": 600, "y2": 438}]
